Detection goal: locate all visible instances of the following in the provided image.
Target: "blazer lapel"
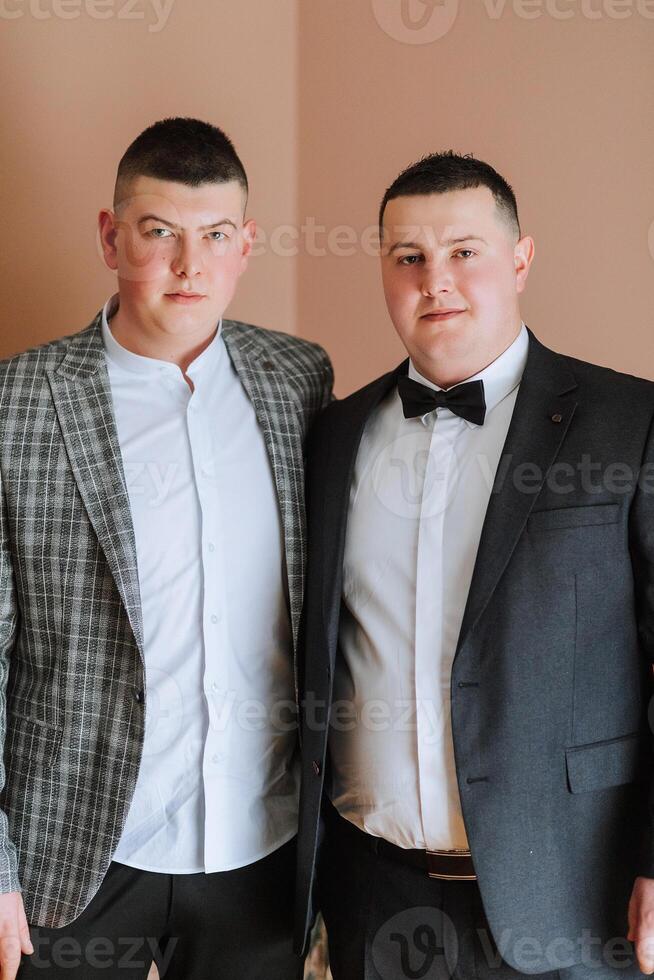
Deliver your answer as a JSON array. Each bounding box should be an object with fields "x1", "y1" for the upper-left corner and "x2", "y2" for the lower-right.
[
  {"x1": 46, "y1": 316, "x2": 144, "y2": 657},
  {"x1": 320, "y1": 365, "x2": 406, "y2": 648},
  {"x1": 222, "y1": 326, "x2": 307, "y2": 653},
  {"x1": 455, "y1": 330, "x2": 578, "y2": 657}
]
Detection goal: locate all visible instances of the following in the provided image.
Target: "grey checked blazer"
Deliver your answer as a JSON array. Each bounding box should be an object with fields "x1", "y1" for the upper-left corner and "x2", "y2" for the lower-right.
[{"x1": 0, "y1": 311, "x2": 333, "y2": 928}]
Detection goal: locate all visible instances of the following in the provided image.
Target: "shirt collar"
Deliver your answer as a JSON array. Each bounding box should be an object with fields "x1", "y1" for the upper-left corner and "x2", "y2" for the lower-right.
[
  {"x1": 101, "y1": 293, "x2": 223, "y2": 378},
  {"x1": 407, "y1": 322, "x2": 529, "y2": 428}
]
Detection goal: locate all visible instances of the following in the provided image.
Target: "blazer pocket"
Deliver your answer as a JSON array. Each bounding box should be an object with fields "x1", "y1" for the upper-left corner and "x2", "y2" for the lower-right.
[
  {"x1": 4, "y1": 711, "x2": 64, "y2": 769},
  {"x1": 565, "y1": 732, "x2": 647, "y2": 794},
  {"x1": 528, "y1": 503, "x2": 619, "y2": 533}
]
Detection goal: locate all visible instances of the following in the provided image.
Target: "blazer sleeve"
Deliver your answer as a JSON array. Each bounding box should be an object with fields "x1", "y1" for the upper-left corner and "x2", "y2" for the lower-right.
[
  {"x1": 629, "y1": 406, "x2": 654, "y2": 877},
  {"x1": 0, "y1": 463, "x2": 22, "y2": 894},
  {"x1": 317, "y1": 346, "x2": 335, "y2": 411}
]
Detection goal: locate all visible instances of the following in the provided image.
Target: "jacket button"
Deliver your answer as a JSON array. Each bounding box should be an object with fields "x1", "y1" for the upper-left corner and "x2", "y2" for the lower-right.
[
  {"x1": 134, "y1": 689, "x2": 145, "y2": 704},
  {"x1": 312, "y1": 760, "x2": 321, "y2": 776}
]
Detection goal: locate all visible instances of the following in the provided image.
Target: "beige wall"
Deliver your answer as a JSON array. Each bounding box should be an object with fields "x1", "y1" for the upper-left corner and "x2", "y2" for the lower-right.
[
  {"x1": 1, "y1": 3, "x2": 652, "y2": 381},
  {"x1": 0, "y1": 0, "x2": 298, "y2": 355},
  {"x1": 298, "y1": 0, "x2": 654, "y2": 395}
]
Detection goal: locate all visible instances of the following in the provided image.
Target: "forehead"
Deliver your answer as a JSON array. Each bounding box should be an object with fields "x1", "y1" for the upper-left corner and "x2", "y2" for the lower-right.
[
  {"x1": 117, "y1": 175, "x2": 246, "y2": 222},
  {"x1": 383, "y1": 186, "x2": 502, "y2": 242}
]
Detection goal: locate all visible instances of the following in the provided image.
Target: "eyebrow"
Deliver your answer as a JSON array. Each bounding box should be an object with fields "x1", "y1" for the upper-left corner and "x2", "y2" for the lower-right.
[
  {"x1": 387, "y1": 235, "x2": 488, "y2": 254},
  {"x1": 442, "y1": 235, "x2": 488, "y2": 246},
  {"x1": 137, "y1": 214, "x2": 238, "y2": 231}
]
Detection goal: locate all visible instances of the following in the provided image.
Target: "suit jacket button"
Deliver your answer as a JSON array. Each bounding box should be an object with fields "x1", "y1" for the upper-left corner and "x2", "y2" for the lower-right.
[
  {"x1": 312, "y1": 760, "x2": 321, "y2": 775},
  {"x1": 134, "y1": 689, "x2": 145, "y2": 704},
  {"x1": 551, "y1": 413, "x2": 563, "y2": 423},
  {"x1": 261, "y1": 360, "x2": 275, "y2": 371}
]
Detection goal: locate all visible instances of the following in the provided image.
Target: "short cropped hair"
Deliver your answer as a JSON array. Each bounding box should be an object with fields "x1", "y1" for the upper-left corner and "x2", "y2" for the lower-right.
[
  {"x1": 113, "y1": 117, "x2": 248, "y2": 208},
  {"x1": 379, "y1": 152, "x2": 520, "y2": 238}
]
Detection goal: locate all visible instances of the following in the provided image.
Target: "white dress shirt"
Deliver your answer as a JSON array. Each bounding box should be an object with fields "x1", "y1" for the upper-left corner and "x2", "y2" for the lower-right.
[
  {"x1": 329, "y1": 325, "x2": 529, "y2": 851},
  {"x1": 100, "y1": 295, "x2": 299, "y2": 873}
]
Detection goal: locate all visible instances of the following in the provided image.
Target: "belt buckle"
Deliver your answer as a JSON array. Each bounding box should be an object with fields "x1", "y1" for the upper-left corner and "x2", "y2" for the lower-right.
[{"x1": 425, "y1": 848, "x2": 477, "y2": 881}]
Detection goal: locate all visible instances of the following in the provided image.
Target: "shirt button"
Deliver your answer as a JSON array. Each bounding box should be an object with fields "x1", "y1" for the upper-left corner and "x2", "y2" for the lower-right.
[
  {"x1": 208, "y1": 542, "x2": 215, "y2": 552},
  {"x1": 211, "y1": 614, "x2": 219, "y2": 624},
  {"x1": 212, "y1": 754, "x2": 221, "y2": 765},
  {"x1": 211, "y1": 681, "x2": 219, "y2": 692}
]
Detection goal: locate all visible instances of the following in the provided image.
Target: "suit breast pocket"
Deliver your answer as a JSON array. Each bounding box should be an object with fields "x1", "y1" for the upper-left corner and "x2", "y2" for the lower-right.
[{"x1": 527, "y1": 502, "x2": 619, "y2": 533}]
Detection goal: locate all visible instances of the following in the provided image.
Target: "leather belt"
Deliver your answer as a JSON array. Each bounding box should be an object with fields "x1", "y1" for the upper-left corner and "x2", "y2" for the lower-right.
[{"x1": 325, "y1": 802, "x2": 477, "y2": 881}]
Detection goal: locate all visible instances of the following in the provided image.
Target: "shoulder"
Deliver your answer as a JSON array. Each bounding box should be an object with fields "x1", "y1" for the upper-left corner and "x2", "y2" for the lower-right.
[
  {"x1": 320, "y1": 363, "x2": 405, "y2": 424},
  {"x1": 222, "y1": 319, "x2": 334, "y2": 419},
  {"x1": 222, "y1": 319, "x2": 332, "y2": 376},
  {"x1": 528, "y1": 331, "x2": 654, "y2": 456},
  {"x1": 0, "y1": 321, "x2": 97, "y2": 395},
  {"x1": 543, "y1": 341, "x2": 654, "y2": 417},
  {"x1": 306, "y1": 363, "x2": 405, "y2": 459},
  {"x1": 0, "y1": 333, "x2": 72, "y2": 378},
  {"x1": 562, "y1": 351, "x2": 653, "y2": 395}
]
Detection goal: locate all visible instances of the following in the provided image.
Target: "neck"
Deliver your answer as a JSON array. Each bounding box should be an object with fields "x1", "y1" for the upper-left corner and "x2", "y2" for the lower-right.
[
  {"x1": 413, "y1": 323, "x2": 522, "y2": 389},
  {"x1": 108, "y1": 304, "x2": 218, "y2": 376}
]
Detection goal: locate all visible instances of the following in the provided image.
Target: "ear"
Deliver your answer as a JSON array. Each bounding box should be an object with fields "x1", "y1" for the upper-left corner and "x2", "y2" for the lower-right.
[
  {"x1": 239, "y1": 218, "x2": 257, "y2": 272},
  {"x1": 98, "y1": 209, "x2": 119, "y2": 271},
  {"x1": 514, "y1": 235, "x2": 535, "y2": 294}
]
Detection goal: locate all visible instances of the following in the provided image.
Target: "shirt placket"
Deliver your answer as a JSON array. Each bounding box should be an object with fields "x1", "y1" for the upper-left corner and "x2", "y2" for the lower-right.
[
  {"x1": 414, "y1": 409, "x2": 458, "y2": 850},
  {"x1": 184, "y1": 384, "x2": 229, "y2": 868}
]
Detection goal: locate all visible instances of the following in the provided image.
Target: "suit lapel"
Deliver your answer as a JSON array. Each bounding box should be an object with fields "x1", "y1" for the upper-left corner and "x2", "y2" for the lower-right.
[
  {"x1": 320, "y1": 365, "x2": 406, "y2": 642},
  {"x1": 46, "y1": 316, "x2": 144, "y2": 656},
  {"x1": 455, "y1": 330, "x2": 578, "y2": 656},
  {"x1": 222, "y1": 325, "x2": 306, "y2": 652}
]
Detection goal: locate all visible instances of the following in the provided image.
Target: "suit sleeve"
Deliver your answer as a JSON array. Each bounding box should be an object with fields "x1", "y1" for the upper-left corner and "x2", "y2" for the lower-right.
[
  {"x1": 629, "y1": 406, "x2": 654, "y2": 877},
  {"x1": 317, "y1": 346, "x2": 335, "y2": 410},
  {"x1": 0, "y1": 462, "x2": 22, "y2": 894}
]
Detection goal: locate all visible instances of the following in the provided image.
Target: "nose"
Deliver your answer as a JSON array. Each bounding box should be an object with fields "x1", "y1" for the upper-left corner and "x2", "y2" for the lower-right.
[
  {"x1": 420, "y1": 260, "x2": 453, "y2": 297},
  {"x1": 171, "y1": 236, "x2": 203, "y2": 279}
]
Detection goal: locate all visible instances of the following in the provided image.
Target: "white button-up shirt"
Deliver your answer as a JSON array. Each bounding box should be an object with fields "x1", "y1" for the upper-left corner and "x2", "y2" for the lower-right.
[
  {"x1": 329, "y1": 325, "x2": 529, "y2": 851},
  {"x1": 101, "y1": 296, "x2": 298, "y2": 873}
]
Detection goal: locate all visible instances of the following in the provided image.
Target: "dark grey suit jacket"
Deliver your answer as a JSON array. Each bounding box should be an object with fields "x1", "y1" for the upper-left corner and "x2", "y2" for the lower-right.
[{"x1": 295, "y1": 328, "x2": 654, "y2": 972}]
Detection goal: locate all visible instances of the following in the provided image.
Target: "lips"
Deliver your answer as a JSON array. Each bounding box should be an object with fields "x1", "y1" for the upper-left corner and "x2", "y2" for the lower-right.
[
  {"x1": 420, "y1": 309, "x2": 464, "y2": 320},
  {"x1": 165, "y1": 292, "x2": 206, "y2": 304}
]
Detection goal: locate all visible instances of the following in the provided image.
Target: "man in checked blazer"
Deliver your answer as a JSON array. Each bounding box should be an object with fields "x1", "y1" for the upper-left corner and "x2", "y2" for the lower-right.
[
  {"x1": 0, "y1": 117, "x2": 332, "y2": 979},
  {"x1": 295, "y1": 154, "x2": 654, "y2": 979}
]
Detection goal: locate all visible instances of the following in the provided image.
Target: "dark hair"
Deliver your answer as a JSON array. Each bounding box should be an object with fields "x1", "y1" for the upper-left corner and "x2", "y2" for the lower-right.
[
  {"x1": 114, "y1": 117, "x2": 248, "y2": 207},
  {"x1": 379, "y1": 152, "x2": 520, "y2": 238}
]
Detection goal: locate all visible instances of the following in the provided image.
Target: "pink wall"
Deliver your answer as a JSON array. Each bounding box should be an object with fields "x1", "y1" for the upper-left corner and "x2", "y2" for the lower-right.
[
  {"x1": 298, "y1": 1, "x2": 654, "y2": 395},
  {"x1": 0, "y1": 0, "x2": 298, "y2": 355},
  {"x1": 2, "y1": 2, "x2": 652, "y2": 386}
]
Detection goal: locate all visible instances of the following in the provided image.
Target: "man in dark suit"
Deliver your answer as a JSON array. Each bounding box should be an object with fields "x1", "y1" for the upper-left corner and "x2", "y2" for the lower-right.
[
  {"x1": 295, "y1": 152, "x2": 654, "y2": 980},
  {"x1": 0, "y1": 117, "x2": 332, "y2": 980}
]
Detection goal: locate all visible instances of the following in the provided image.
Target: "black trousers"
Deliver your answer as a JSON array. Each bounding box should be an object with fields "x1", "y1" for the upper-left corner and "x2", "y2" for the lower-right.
[
  {"x1": 319, "y1": 807, "x2": 645, "y2": 980},
  {"x1": 18, "y1": 838, "x2": 303, "y2": 979}
]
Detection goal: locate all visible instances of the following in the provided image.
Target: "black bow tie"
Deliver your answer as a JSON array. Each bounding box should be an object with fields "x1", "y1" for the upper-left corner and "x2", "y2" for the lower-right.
[{"x1": 397, "y1": 375, "x2": 486, "y2": 426}]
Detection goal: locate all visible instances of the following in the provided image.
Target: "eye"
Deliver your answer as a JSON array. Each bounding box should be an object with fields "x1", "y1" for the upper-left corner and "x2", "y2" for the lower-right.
[
  {"x1": 208, "y1": 231, "x2": 227, "y2": 241},
  {"x1": 398, "y1": 254, "x2": 422, "y2": 266},
  {"x1": 147, "y1": 227, "x2": 173, "y2": 239},
  {"x1": 454, "y1": 249, "x2": 475, "y2": 259}
]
